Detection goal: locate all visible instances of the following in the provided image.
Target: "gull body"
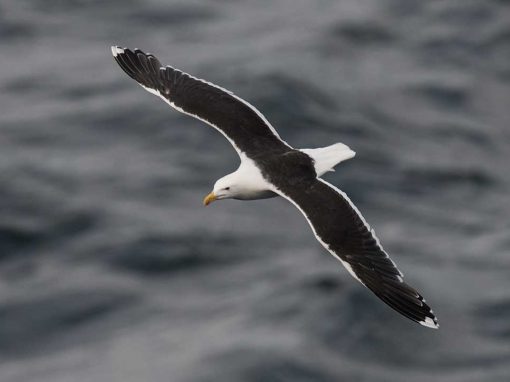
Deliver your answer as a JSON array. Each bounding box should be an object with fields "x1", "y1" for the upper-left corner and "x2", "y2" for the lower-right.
[{"x1": 208, "y1": 143, "x2": 356, "y2": 203}]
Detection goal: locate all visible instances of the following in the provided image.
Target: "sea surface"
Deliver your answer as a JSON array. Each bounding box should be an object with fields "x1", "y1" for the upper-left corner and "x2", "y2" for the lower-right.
[{"x1": 1, "y1": 1, "x2": 509, "y2": 381}]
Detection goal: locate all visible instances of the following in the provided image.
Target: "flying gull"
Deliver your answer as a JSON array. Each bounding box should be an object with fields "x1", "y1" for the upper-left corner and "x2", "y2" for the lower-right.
[{"x1": 111, "y1": 46, "x2": 438, "y2": 329}]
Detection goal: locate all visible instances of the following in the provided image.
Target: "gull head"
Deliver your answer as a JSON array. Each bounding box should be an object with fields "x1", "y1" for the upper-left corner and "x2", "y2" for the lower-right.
[{"x1": 203, "y1": 174, "x2": 239, "y2": 206}]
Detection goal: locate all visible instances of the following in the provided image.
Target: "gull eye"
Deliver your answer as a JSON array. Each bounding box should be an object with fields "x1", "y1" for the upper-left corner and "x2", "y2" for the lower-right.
[{"x1": 225, "y1": 187, "x2": 230, "y2": 191}]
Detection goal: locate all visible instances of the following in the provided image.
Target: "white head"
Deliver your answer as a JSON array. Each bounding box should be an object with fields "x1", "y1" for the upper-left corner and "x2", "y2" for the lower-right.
[
  {"x1": 203, "y1": 173, "x2": 241, "y2": 206},
  {"x1": 202, "y1": 160, "x2": 271, "y2": 205}
]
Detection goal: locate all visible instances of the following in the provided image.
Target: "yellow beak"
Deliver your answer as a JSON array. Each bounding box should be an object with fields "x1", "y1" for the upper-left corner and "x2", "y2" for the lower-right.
[{"x1": 203, "y1": 192, "x2": 217, "y2": 206}]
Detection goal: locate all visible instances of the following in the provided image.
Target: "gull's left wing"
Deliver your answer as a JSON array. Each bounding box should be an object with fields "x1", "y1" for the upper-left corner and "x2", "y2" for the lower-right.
[{"x1": 272, "y1": 178, "x2": 439, "y2": 328}]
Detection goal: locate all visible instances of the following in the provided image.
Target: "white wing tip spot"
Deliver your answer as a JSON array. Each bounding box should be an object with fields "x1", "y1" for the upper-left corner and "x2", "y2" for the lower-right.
[
  {"x1": 420, "y1": 316, "x2": 439, "y2": 329},
  {"x1": 111, "y1": 46, "x2": 124, "y2": 57}
]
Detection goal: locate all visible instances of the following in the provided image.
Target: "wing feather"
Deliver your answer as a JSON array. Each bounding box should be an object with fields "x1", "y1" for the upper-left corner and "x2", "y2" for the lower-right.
[
  {"x1": 272, "y1": 179, "x2": 439, "y2": 329},
  {"x1": 111, "y1": 46, "x2": 290, "y2": 158}
]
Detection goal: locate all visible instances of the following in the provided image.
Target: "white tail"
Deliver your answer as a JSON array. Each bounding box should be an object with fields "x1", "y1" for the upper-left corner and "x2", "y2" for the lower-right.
[{"x1": 301, "y1": 143, "x2": 355, "y2": 177}]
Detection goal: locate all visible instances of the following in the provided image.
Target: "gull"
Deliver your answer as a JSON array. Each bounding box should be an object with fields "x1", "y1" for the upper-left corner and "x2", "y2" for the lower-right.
[{"x1": 111, "y1": 46, "x2": 438, "y2": 328}]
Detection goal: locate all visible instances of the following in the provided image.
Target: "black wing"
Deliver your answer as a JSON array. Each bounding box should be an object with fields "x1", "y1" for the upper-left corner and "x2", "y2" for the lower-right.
[
  {"x1": 274, "y1": 178, "x2": 439, "y2": 328},
  {"x1": 111, "y1": 46, "x2": 290, "y2": 158}
]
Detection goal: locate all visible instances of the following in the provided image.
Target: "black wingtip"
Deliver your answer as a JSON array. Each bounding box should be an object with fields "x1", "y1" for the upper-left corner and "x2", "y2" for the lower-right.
[
  {"x1": 110, "y1": 46, "x2": 166, "y2": 91},
  {"x1": 373, "y1": 282, "x2": 439, "y2": 329}
]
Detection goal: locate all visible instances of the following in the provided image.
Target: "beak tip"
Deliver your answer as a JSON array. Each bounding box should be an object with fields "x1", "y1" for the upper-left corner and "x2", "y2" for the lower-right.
[{"x1": 203, "y1": 192, "x2": 216, "y2": 206}]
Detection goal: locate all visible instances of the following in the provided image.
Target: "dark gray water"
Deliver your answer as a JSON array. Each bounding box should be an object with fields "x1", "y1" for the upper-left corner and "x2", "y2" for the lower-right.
[{"x1": 1, "y1": 0, "x2": 510, "y2": 381}]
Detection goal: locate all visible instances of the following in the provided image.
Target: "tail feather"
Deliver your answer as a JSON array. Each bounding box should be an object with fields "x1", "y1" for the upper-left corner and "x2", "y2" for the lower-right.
[{"x1": 301, "y1": 143, "x2": 355, "y2": 176}]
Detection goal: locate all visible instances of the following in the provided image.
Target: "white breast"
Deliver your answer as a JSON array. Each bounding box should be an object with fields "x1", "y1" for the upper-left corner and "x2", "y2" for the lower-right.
[{"x1": 233, "y1": 155, "x2": 276, "y2": 200}]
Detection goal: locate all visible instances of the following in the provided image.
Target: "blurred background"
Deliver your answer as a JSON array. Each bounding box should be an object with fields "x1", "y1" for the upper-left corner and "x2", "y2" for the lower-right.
[{"x1": 1, "y1": 0, "x2": 509, "y2": 381}]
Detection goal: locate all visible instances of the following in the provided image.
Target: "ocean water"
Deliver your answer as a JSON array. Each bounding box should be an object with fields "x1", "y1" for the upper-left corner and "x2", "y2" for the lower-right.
[{"x1": 1, "y1": 0, "x2": 510, "y2": 381}]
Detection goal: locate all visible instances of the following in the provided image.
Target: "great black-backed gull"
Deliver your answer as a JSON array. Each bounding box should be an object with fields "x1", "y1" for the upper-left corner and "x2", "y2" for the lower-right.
[{"x1": 111, "y1": 46, "x2": 438, "y2": 329}]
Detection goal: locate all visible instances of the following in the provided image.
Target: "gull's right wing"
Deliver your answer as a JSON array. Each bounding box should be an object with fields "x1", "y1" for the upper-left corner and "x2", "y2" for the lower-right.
[{"x1": 111, "y1": 46, "x2": 291, "y2": 159}]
